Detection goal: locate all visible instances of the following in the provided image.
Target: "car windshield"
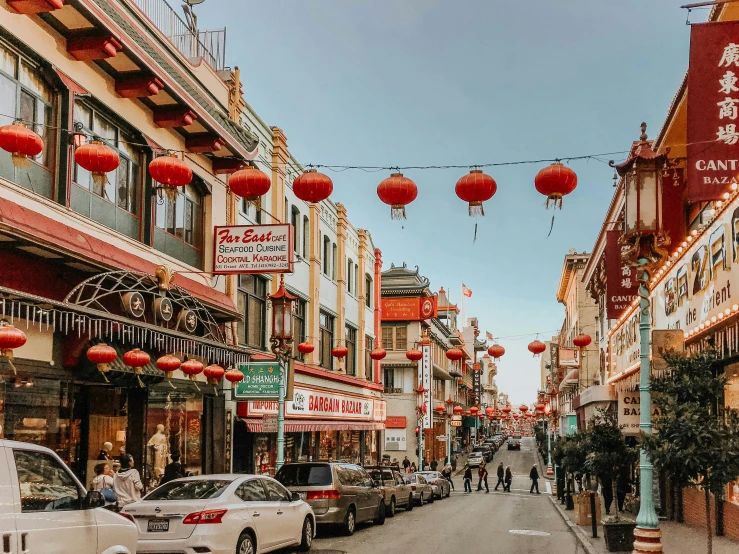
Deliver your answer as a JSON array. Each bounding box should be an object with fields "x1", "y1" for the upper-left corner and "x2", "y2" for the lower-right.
[
  {"x1": 367, "y1": 469, "x2": 392, "y2": 484},
  {"x1": 275, "y1": 464, "x2": 333, "y2": 487},
  {"x1": 473, "y1": 446, "x2": 487, "y2": 452},
  {"x1": 418, "y1": 472, "x2": 439, "y2": 479},
  {"x1": 144, "y1": 479, "x2": 232, "y2": 501}
]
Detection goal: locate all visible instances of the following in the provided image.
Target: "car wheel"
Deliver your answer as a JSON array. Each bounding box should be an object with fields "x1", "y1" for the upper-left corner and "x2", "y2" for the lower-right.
[
  {"x1": 418, "y1": 493, "x2": 425, "y2": 506},
  {"x1": 406, "y1": 494, "x2": 414, "y2": 511},
  {"x1": 342, "y1": 507, "x2": 356, "y2": 536},
  {"x1": 298, "y1": 517, "x2": 313, "y2": 552},
  {"x1": 388, "y1": 497, "x2": 396, "y2": 517},
  {"x1": 236, "y1": 532, "x2": 255, "y2": 554},
  {"x1": 374, "y1": 501, "x2": 386, "y2": 525},
  {"x1": 428, "y1": 491, "x2": 435, "y2": 503},
  {"x1": 446, "y1": 486, "x2": 451, "y2": 498}
]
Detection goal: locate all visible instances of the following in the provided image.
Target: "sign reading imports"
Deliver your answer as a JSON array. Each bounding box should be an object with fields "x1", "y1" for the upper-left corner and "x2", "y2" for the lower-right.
[
  {"x1": 233, "y1": 362, "x2": 281, "y2": 399},
  {"x1": 213, "y1": 224, "x2": 294, "y2": 274},
  {"x1": 381, "y1": 296, "x2": 438, "y2": 321},
  {"x1": 606, "y1": 230, "x2": 639, "y2": 319},
  {"x1": 687, "y1": 21, "x2": 739, "y2": 203}
]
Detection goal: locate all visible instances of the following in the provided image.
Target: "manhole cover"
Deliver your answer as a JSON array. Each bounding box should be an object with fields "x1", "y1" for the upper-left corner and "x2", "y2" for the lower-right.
[{"x1": 509, "y1": 529, "x2": 551, "y2": 536}]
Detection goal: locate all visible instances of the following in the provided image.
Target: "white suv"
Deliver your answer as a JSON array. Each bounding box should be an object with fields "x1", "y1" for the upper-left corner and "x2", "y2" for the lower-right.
[{"x1": 0, "y1": 439, "x2": 138, "y2": 554}]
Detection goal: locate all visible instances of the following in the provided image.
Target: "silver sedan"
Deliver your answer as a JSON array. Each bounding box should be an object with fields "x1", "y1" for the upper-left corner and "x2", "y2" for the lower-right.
[{"x1": 416, "y1": 471, "x2": 451, "y2": 499}]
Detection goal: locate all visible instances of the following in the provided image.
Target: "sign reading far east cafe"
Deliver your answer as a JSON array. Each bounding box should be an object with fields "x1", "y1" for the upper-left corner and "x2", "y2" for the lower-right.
[{"x1": 213, "y1": 224, "x2": 294, "y2": 275}]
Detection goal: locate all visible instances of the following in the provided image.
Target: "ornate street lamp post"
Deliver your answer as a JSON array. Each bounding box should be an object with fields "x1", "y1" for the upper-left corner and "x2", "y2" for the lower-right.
[
  {"x1": 611, "y1": 123, "x2": 671, "y2": 554},
  {"x1": 268, "y1": 275, "x2": 297, "y2": 472},
  {"x1": 446, "y1": 396, "x2": 455, "y2": 464},
  {"x1": 415, "y1": 384, "x2": 427, "y2": 467},
  {"x1": 545, "y1": 402, "x2": 554, "y2": 476}
]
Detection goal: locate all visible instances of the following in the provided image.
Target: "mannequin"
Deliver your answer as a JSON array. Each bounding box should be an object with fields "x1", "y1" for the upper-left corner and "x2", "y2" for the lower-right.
[
  {"x1": 147, "y1": 424, "x2": 169, "y2": 478},
  {"x1": 97, "y1": 441, "x2": 113, "y2": 460}
]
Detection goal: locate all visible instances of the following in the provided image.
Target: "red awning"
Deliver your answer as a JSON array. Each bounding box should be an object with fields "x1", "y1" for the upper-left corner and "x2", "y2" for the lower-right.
[{"x1": 242, "y1": 419, "x2": 384, "y2": 433}]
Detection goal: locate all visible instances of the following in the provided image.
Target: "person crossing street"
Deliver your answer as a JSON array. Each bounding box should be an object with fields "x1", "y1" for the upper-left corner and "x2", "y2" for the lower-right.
[
  {"x1": 494, "y1": 462, "x2": 505, "y2": 491},
  {"x1": 530, "y1": 464, "x2": 541, "y2": 494}
]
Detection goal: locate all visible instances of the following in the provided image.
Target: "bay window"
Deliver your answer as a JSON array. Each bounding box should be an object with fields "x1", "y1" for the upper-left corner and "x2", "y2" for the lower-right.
[
  {"x1": 237, "y1": 275, "x2": 267, "y2": 350},
  {"x1": 154, "y1": 182, "x2": 204, "y2": 268}
]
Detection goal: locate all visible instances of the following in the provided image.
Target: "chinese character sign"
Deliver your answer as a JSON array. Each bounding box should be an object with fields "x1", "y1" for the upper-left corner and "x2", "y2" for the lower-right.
[
  {"x1": 687, "y1": 22, "x2": 739, "y2": 203},
  {"x1": 420, "y1": 342, "x2": 432, "y2": 429},
  {"x1": 606, "y1": 230, "x2": 638, "y2": 319}
]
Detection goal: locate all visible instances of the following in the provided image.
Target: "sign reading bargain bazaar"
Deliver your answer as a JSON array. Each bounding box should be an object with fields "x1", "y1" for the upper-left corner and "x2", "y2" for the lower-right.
[
  {"x1": 243, "y1": 385, "x2": 377, "y2": 421},
  {"x1": 213, "y1": 224, "x2": 294, "y2": 274}
]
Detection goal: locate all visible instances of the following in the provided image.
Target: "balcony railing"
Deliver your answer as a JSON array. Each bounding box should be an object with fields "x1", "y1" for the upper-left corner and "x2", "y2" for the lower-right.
[{"x1": 131, "y1": 0, "x2": 227, "y2": 71}]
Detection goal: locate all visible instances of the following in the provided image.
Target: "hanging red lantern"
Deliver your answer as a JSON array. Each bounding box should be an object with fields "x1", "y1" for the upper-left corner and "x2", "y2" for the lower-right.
[
  {"x1": 435, "y1": 405, "x2": 445, "y2": 414},
  {"x1": 573, "y1": 334, "x2": 592, "y2": 349},
  {"x1": 502, "y1": 405, "x2": 512, "y2": 414},
  {"x1": 149, "y1": 153, "x2": 192, "y2": 200},
  {"x1": 156, "y1": 355, "x2": 180, "y2": 379},
  {"x1": 455, "y1": 169, "x2": 497, "y2": 217},
  {"x1": 406, "y1": 349, "x2": 423, "y2": 362},
  {"x1": 87, "y1": 344, "x2": 117, "y2": 375},
  {"x1": 122, "y1": 348, "x2": 150, "y2": 376},
  {"x1": 513, "y1": 413, "x2": 519, "y2": 419},
  {"x1": 0, "y1": 324, "x2": 27, "y2": 364},
  {"x1": 528, "y1": 340, "x2": 546, "y2": 357},
  {"x1": 181, "y1": 359, "x2": 204, "y2": 380},
  {"x1": 74, "y1": 140, "x2": 120, "y2": 188},
  {"x1": 445, "y1": 348, "x2": 463, "y2": 361},
  {"x1": 464, "y1": 410, "x2": 471, "y2": 416},
  {"x1": 534, "y1": 161, "x2": 577, "y2": 209},
  {"x1": 228, "y1": 165, "x2": 271, "y2": 203},
  {"x1": 204, "y1": 364, "x2": 226, "y2": 385},
  {"x1": 470, "y1": 406, "x2": 479, "y2": 414},
  {"x1": 453, "y1": 405, "x2": 463, "y2": 414},
  {"x1": 332, "y1": 346, "x2": 349, "y2": 359},
  {"x1": 536, "y1": 402, "x2": 546, "y2": 412},
  {"x1": 0, "y1": 122, "x2": 43, "y2": 168},
  {"x1": 488, "y1": 344, "x2": 505, "y2": 360},
  {"x1": 297, "y1": 342, "x2": 315, "y2": 355},
  {"x1": 293, "y1": 168, "x2": 333, "y2": 203},
  {"x1": 370, "y1": 347, "x2": 387, "y2": 360},
  {"x1": 377, "y1": 172, "x2": 418, "y2": 219},
  {"x1": 485, "y1": 407, "x2": 494, "y2": 416},
  {"x1": 519, "y1": 404, "x2": 529, "y2": 413},
  {"x1": 225, "y1": 368, "x2": 244, "y2": 384}
]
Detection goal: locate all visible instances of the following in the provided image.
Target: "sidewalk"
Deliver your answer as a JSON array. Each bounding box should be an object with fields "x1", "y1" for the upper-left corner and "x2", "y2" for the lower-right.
[{"x1": 549, "y1": 494, "x2": 738, "y2": 554}]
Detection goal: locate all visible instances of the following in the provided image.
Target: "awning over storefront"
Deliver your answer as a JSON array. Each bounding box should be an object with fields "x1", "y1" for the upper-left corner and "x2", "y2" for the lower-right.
[{"x1": 242, "y1": 419, "x2": 385, "y2": 433}]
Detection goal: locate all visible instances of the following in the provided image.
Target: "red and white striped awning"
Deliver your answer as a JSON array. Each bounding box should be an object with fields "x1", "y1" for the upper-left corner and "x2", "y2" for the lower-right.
[{"x1": 243, "y1": 419, "x2": 385, "y2": 433}]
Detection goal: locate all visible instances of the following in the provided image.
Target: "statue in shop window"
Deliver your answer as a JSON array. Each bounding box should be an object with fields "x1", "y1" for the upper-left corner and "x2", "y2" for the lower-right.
[{"x1": 148, "y1": 424, "x2": 169, "y2": 480}]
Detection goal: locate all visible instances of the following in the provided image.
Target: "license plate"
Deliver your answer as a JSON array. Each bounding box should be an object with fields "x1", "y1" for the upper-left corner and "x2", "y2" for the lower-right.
[{"x1": 147, "y1": 519, "x2": 169, "y2": 532}]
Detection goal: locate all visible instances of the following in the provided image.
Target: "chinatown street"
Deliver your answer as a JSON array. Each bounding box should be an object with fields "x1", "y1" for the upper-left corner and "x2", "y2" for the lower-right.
[{"x1": 298, "y1": 438, "x2": 582, "y2": 554}]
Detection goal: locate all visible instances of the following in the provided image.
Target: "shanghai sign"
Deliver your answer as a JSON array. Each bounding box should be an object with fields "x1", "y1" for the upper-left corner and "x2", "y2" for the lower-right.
[
  {"x1": 213, "y1": 224, "x2": 294, "y2": 274},
  {"x1": 232, "y1": 362, "x2": 281, "y2": 399}
]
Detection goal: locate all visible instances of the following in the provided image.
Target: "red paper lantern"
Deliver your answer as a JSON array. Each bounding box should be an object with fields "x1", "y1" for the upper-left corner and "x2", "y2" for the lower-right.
[
  {"x1": 181, "y1": 359, "x2": 204, "y2": 380},
  {"x1": 87, "y1": 344, "x2": 117, "y2": 375},
  {"x1": 297, "y1": 342, "x2": 315, "y2": 355},
  {"x1": 0, "y1": 122, "x2": 43, "y2": 167},
  {"x1": 470, "y1": 406, "x2": 479, "y2": 414},
  {"x1": 377, "y1": 172, "x2": 418, "y2": 219},
  {"x1": 445, "y1": 348, "x2": 463, "y2": 361},
  {"x1": 485, "y1": 407, "x2": 494, "y2": 416},
  {"x1": 122, "y1": 348, "x2": 150, "y2": 376},
  {"x1": 528, "y1": 340, "x2": 546, "y2": 357},
  {"x1": 453, "y1": 405, "x2": 463, "y2": 414},
  {"x1": 536, "y1": 403, "x2": 546, "y2": 412},
  {"x1": 519, "y1": 404, "x2": 529, "y2": 412},
  {"x1": 464, "y1": 410, "x2": 471, "y2": 416},
  {"x1": 455, "y1": 169, "x2": 497, "y2": 216},
  {"x1": 74, "y1": 141, "x2": 120, "y2": 188},
  {"x1": 204, "y1": 364, "x2": 226, "y2": 385},
  {"x1": 370, "y1": 347, "x2": 387, "y2": 361},
  {"x1": 502, "y1": 405, "x2": 512, "y2": 414},
  {"x1": 0, "y1": 324, "x2": 27, "y2": 362},
  {"x1": 225, "y1": 368, "x2": 244, "y2": 384},
  {"x1": 293, "y1": 169, "x2": 333, "y2": 203},
  {"x1": 406, "y1": 349, "x2": 423, "y2": 362},
  {"x1": 228, "y1": 166, "x2": 271, "y2": 202},
  {"x1": 534, "y1": 161, "x2": 577, "y2": 209},
  {"x1": 156, "y1": 355, "x2": 181, "y2": 378},
  {"x1": 573, "y1": 334, "x2": 592, "y2": 349},
  {"x1": 435, "y1": 405, "x2": 445, "y2": 413},
  {"x1": 332, "y1": 346, "x2": 349, "y2": 359},
  {"x1": 488, "y1": 344, "x2": 505, "y2": 360},
  {"x1": 149, "y1": 153, "x2": 192, "y2": 200}
]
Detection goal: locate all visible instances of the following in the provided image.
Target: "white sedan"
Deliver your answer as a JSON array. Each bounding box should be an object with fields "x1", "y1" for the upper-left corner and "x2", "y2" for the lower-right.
[{"x1": 122, "y1": 474, "x2": 315, "y2": 554}]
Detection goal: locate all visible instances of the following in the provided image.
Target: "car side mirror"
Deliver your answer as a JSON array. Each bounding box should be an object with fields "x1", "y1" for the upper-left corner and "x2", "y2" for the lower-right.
[
  {"x1": 83, "y1": 490, "x2": 105, "y2": 509},
  {"x1": 291, "y1": 491, "x2": 301, "y2": 502}
]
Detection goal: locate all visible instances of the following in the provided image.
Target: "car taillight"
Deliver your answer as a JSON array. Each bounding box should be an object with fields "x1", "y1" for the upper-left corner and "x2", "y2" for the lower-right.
[
  {"x1": 118, "y1": 512, "x2": 135, "y2": 523},
  {"x1": 182, "y1": 509, "x2": 227, "y2": 524},
  {"x1": 411, "y1": 485, "x2": 417, "y2": 491},
  {"x1": 306, "y1": 489, "x2": 341, "y2": 500}
]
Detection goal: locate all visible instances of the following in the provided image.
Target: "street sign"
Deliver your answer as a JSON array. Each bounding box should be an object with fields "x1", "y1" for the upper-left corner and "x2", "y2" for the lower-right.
[
  {"x1": 233, "y1": 362, "x2": 281, "y2": 400},
  {"x1": 450, "y1": 420, "x2": 462, "y2": 427},
  {"x1": 262, "y1": 415, "x2": 278, "y2": 433},
  {"x1": 436, "y1": 435, "x2": 447, "y2": 441},
  {"x1": 451, "y1": 415, "x2": 462, "y2": 422}
]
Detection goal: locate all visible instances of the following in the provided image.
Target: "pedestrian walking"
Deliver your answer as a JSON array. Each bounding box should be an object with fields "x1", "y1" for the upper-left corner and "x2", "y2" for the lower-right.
[
  {"x1": 494, "y1": 462, "x2": 505, "y2": 490},
  {"x1": 430, "y1": 458, "x2": 438, "y2": 471},
  {"x1": 529, "y1": 464, "x2": 540, "y2": 494},
  {"x1": 441, "y1": 464, "x2": 455, "y2": 491},
  {"x1": 410, "y1": 462, "x2": 417, "y2": 473},
  {"x1": 114, "y1": 455, "x2": 144, "y2": 508},
  {"x1": 402, "y1": 456, "x2": 411, "y2": 471},
  {"x1": 160, "y1": 452, "x2": 185, "y2": 485},
  {"x1": 479, "y1": 465, "x2": 489, "y2": 493},
  {"x1": 600, "y1": 472, "x2": 614, "y2": 514},
  {"x1": 504, "y1": 466, "x2": 512, "y2": 492},
  {"x1": 476, "y1": 460, "x2": 486, "y2": 491},
  {"x1": 463, "y1": 464, "x2": 472, "y2": 493},
  {"x1": 616, "y1": 467, "x2": 631, "y2": 512}
]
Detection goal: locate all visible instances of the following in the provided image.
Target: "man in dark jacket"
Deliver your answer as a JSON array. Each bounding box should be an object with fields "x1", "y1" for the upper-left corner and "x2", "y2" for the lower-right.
[
  {"x1": 160, "y1": 453, "x2": 185, "y2": 485},
  {"x1": 430, "y1": 458, "x2": 438, "y2": 471},
  {"x1": 402, "y1": 456, "x2": 411, "y2": 471},
  {"x1": 463, "y1": 465, "x2": 473, "y2": 493},
  {"x1": 494, "y1": 462, "x2": 505, "y2": 490},
  {"x1": 530, "y1": 464, "x2": 540, "y2": 494}
]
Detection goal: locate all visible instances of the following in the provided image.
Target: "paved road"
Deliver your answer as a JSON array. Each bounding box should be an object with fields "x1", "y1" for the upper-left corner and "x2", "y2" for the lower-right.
[{"x1": 288, "y1": 438, "x2": 583, "y2": 554}]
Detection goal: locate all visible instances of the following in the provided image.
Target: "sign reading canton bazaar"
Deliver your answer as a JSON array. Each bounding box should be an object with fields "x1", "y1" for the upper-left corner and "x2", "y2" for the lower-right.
[
  {"x1": 213, "y1": 224, "x2": 294, "y2": 274},
  {"x1": 606, "y1": 230, "x2": 638, "y2": 319},
  {"x1": 233, "y1": 362, "x2": 281, "y2": 399},
  {"x1": 687, "y1": 22, "x2": 739, "y2": 203},
  {"x1": 381, "y1": 296, "x2": 438, "y2": 321}
]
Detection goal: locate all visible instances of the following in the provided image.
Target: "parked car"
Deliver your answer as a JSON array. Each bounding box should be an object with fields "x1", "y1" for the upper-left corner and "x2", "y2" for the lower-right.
[
  {"x1": 403, "y1": 473, "x2": 434, "y2": 506},
  {"x1": 467, "y1": 451, "x2": 485, "y2": 467},
  {"x1": 123, "y1": 474, "x2": 314, "y2": 554},
  {"x1": 473, "y1": 445, "x2": 493, "y2": 463},
  {"x1": 364, "y1": 466, "x2": 413, "y2": 516},
  {"x1": 483, "y1": 439, "x2": 499, "y2": 453},
  {"x1": 508, "y1": 436, "x2": 521, "y2": 450},
  {"x1": 275, "y1": 462, "x2": 385, "y2": 536},
  {"x1": 0, "y1": 439, "x2": 138, "y2": 554},
  {"x1": 416, "y1": 471, "x2": 451, "y2": 499}
]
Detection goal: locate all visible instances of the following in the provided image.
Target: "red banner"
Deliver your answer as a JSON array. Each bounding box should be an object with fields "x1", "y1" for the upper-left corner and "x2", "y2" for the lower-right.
[
  {"x1": 606, "y1": 230, "x2": 638, "y2": 319},
  {"x1": 381, "y1": 296, "x2": 437, "y2": 321},
  {"x1": 687, "y1": 22, "x2": 739, "y2": 203}
]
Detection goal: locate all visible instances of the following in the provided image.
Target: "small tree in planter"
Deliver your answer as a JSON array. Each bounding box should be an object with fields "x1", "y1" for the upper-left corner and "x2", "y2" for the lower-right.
[{"x1": 642, "y1": 349, "x2": 739, "y2": 554}]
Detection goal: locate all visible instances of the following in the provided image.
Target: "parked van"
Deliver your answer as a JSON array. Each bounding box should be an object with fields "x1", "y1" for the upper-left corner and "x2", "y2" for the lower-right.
[{"x1": 0, "y1": 439, "x2": 137, "y2": 554}]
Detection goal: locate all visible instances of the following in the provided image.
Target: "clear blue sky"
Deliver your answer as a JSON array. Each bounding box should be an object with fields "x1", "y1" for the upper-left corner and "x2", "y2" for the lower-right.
[{"x1": 199, "y1": 0, "x2": 696, "y2": 403}]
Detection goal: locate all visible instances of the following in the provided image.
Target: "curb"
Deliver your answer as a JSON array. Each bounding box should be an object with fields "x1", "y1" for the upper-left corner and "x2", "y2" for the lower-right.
[
  {"x1": 536, "y1": 448, "x2": 554, "y2": 481},
  {"x1": 548, "y1": 496, "x2": 598, "y2": 554}
]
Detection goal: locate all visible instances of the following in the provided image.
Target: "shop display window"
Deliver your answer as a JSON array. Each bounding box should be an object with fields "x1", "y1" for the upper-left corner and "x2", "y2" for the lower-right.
[
  {"x1": 364, "y1": 431, "x2": 379, "y2": 465},
  {"x1": 254, "y1": 433, "x2": 276, "y2": 475},
  {"x1": 319, "y1": 430, "x2": 337, "y2": 461},
  {"x1": 340, "y1": 430, "x2": 361, "y2": 464}
]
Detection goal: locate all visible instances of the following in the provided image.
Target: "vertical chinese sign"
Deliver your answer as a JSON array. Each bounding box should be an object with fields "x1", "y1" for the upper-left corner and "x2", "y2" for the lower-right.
[
  {"x1": 687, "y1": 22, "x2": 739, "y2": 203},
  {"x1": 606, "y1": 230, "x2": 638, "y2": 320},
  {"x1": 472, "y1": 363, "x2": 481, "y2": 406},
  {"x1": 420, "y1": 340, "x2": 432, "y2": 429}
]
